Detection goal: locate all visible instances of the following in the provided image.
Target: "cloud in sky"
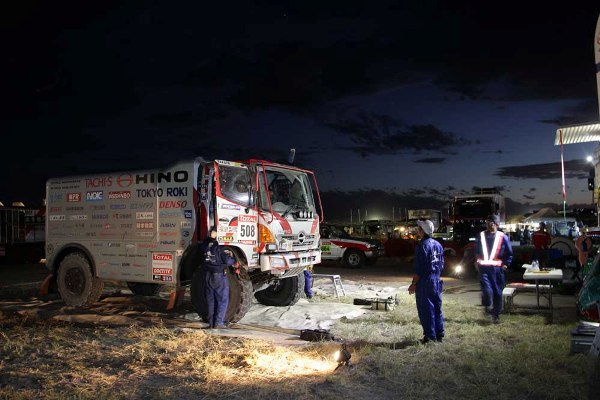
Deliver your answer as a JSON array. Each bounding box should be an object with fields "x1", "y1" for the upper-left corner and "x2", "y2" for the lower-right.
[
  {"x1": 322, "y1": 110, "x2": 472, "y2": 157},
  {"x1": 415, "y1": 157, "x2": 446, "y2": 164},
  {"x1": 494, "y1": 160, "x2": 590, "y2": 180}
]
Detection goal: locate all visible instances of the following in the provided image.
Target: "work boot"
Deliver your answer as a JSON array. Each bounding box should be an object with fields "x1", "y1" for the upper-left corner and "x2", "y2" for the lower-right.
[
  {"x1": 492, "y1": 316, "x2": 500, "y2": 324},
  {"x1": 419, "y1": 336, "x2": 435, "y2": 344},
  {"x1": 213, "y1": 324, "x2": 227, "y2": 329}
]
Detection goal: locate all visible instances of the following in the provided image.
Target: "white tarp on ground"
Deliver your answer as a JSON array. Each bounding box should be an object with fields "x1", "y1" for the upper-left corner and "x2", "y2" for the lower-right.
[{"x1": 234, "y1": 279, "x2": 409, "y2": 331}]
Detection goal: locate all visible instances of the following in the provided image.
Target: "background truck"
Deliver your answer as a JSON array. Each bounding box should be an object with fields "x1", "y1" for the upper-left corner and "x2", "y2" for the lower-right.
[
  {"x1": 450, "y1": 188, "x2": 505, "y2": 246},
  {"x1": 44, "y1": 157, "x2": 323, "y2": 323},
  {"x1": 444, "y1": 188, "x2": 505, "y2": 277},
  {"x1": 0, "y1": 203, "x2": 45, "y2": 264}
]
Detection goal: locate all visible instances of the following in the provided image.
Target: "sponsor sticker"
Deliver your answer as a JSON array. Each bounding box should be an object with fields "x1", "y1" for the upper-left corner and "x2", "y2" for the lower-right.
[
  {"x1": 49, "y1": 215, "x2": 66, "y2": 221},
  {"x1": 159, "y1": 200, "x2": 187, "y2": 208},
  {"x1": 184, "y1": 210, "x2": 192, "y2": 219},
  {"x1": 130, "y1": 202, "x2": 154, "y2": 210},
  {"x1": 152, "y1": 267, "x2": 172, "y2": 275},
  {"x1": 136, "y1": 212, "x2": 154, "y2": 220},
  {"x1": 181, "y1": 221, "x2": 192, "y2": 229},
  {"x1": 69, "y1": 214, "x2": 88, "y2": 220},
  {"x1": 108, "y1": 191, "x2": 131, "y2": 200},
  {"x1": 67, "y1": 193, "x2": 81, "y2": 202},
  {"x1": 136, "y1": 222, "x2": 154, "y2": 229},
  {"x1": 152, "y1": 253, "x2": 173, "y2": 275},
  {"x1": 86, "y1": 191, "x2": 104, "y2": 201},
  {"x1": 153, "y1": 275, "x2": 173, "y2": 282},
  {"x1": 117, "y1": 174, "x2": 133, "y2": 187},
  {"x1": 237, "y1": 215, "x2": 256, "y2": 242},
  {"x1": 220, "y1": 203, "x2": 240, "y2": 210}
]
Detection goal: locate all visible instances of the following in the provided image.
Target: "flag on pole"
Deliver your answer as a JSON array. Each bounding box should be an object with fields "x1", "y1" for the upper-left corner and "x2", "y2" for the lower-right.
[{"x1": 595, "y1": 13, "x2": 600, "y2": 118}]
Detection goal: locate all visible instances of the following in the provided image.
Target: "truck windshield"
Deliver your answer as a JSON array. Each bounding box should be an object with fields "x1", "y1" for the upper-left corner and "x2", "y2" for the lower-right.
[
  {"x1": 258, "y1": 167, "x2": 316, "y2": 215},
  {"x1": 454, "y1": 200, "x2": 493, "y2": 218},
  {"x1": 218, "y1": 164, "x2": 252, "y2": 207}
]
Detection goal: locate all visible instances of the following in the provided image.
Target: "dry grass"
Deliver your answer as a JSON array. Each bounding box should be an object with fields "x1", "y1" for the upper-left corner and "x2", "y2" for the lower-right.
[{"x1": 1, "y1": 293, "x2": 599, "y2": 400}]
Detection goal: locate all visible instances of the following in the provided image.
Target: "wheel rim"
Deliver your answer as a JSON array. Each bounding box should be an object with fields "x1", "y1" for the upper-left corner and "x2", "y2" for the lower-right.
[
  {"x1": 348, "y1": 253, "x2": 360, "y2": 266},
  {"x1": 64, "y1": 267, "x2": 86, "y2": 295}
]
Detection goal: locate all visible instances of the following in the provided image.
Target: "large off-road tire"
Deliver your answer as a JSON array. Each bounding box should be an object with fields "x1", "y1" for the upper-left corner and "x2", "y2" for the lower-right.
[
  {"x1": 57, "y1": 253, "x2": 104, "y2": 307},
  {"x1": 343, "y1": 249, "x2": 365, "y2": 268},
  {"x1": 126, "y1": 282, "x2": 163, "y2": 296},
  {"x1": 190, "y1": 270, "x2": 253, "y2": 324},
  {"x1": 254, "y1": 275, "x2": 304, "y2": 306}
]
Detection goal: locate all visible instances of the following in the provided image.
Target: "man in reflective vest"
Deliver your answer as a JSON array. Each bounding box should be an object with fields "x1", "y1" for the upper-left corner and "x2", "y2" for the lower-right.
[{"x1": 475, "y1": 214, "x2": 513, "y2": 324}]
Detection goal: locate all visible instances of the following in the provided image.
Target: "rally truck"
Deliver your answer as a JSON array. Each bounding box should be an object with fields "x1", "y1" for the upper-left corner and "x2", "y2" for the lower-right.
[{"x1": 44, "y1": 157, "x2": 323, "y2": 323}]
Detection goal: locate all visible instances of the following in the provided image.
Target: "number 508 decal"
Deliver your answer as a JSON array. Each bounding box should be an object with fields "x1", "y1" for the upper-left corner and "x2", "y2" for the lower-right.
[{"x1": 239, "y1": 225, "x2": 255, "y2": 237}]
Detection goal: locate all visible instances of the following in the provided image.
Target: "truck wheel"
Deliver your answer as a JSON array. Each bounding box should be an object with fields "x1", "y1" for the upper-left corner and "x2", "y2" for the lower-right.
[
  {"x1": 126, "y1": 282, "x2": 163, "y2": 296},
  {"x1": 343, "y1": 249, "x2": 365, "y2": 268},
  {"x1": 190, "y1": 270, "x2": 253, "y2": 324},
  {"x1": 254, "y1": 275, "x2": 303, "y2": 306},
  {"x1": 57, "y1": 253, "x2": 104, "y2": 307}
]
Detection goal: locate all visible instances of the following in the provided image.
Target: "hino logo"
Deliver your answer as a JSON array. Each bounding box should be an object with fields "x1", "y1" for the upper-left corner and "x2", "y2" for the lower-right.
[
  {"x1": 135, "y1": 171, "x2": 188, "y2": 184},
  {"x1": 298, "y1": 231, "x2": 306, "y2": 244}
]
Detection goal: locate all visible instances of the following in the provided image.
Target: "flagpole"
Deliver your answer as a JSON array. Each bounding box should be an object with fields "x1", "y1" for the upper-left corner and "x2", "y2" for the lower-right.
[{"x1": 560, "y1": 129, "x2": 567, "y2": 223}]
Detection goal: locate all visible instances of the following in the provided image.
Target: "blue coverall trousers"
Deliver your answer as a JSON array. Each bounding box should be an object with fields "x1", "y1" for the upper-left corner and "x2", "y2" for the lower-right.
[
  {"x1": 479, "y1": 265, "x2": 505, "y2": 318},
  {"x1": 304, "y1": 269, "x2": 313, "y2": 297},
  {"x1": 415, "y1": 276, "x2": 444, "y2": 340},
  {"x1": 206, "y1": 271, "x2": 229, "y2": 327}
]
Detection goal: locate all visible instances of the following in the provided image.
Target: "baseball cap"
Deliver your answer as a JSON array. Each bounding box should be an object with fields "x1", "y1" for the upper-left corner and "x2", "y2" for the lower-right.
[{"x1": 417, "y1": 219, "x2": 435, "y2": 236}]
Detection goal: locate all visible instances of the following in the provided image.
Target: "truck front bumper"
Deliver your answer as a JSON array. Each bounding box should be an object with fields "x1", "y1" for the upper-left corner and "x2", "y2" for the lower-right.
[{"x1": 260, "y1": 249, "x2": 321, "y2": 275}]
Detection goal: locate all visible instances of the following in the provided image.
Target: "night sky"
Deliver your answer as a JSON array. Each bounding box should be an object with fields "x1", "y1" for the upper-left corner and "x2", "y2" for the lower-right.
[{"x1": 2, "y1": 2, "x2": 600, "y2": 221}]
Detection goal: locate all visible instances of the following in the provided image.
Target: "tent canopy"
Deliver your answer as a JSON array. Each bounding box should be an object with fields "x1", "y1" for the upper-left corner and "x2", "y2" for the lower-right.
[
  {"x1": 524, "y1": 207, "x2": 559, "y2": 221},
  {"x1": 555, "y1": 123, "x2": 600, "y2": 145}
]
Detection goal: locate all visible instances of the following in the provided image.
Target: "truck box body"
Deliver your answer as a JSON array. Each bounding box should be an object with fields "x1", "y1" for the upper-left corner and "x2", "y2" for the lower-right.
[{"x1": 45, "y1": 157, "x2": 322, "y2": 302}]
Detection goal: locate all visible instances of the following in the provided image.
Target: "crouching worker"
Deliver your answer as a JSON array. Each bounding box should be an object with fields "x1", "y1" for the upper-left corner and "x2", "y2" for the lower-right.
[
  {"x1": 408, "y1": 219, "x2": 445, "y2": 343},
  {"x1": 199, "y1": 227, "x2": 236, "y2": 329}
]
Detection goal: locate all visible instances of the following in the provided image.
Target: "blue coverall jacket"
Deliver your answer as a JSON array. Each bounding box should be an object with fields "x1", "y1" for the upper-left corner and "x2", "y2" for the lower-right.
[
  {"x1": 475, "y1": 230, "x2": 513, "y2": 319},
  {"x1": 199, "y1": 238, "x2": 235, "y2": 327},
  {"x1": 413, "y1": 236, "x2": 445, "y2": 340}
]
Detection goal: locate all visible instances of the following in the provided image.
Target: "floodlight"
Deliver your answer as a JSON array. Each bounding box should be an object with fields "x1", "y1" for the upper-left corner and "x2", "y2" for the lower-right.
[{"x1": 333, "y1": 343, "x2": 351, "y2": 370}]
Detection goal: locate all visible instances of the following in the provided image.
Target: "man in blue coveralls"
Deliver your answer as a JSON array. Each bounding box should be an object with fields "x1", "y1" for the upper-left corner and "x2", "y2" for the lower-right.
[
  {"x1": 408, "y1": 219, "x2": 445, "y2": 343},
  {"x1": 475, "y1": 214, "x2": 513, "y2": 324},
  {"x1": 199, "y1": 227, "x2": 236, "y2": 329}
]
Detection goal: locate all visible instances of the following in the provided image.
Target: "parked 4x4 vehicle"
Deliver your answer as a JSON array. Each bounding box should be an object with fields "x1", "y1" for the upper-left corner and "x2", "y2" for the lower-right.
[{"x1": 320, "y1": 223, "x2": 385, "y2": 268}]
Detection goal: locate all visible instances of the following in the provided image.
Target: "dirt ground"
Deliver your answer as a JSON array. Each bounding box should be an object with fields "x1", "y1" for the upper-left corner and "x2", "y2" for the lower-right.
[{"x1": 0, "y1": 255, "x2": 550, "y2": 296}]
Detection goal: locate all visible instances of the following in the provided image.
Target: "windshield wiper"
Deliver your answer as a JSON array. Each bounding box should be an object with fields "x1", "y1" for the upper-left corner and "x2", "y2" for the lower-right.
[{"x1": 282, "y1": 204, "x2": 299, "y2": 218}]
